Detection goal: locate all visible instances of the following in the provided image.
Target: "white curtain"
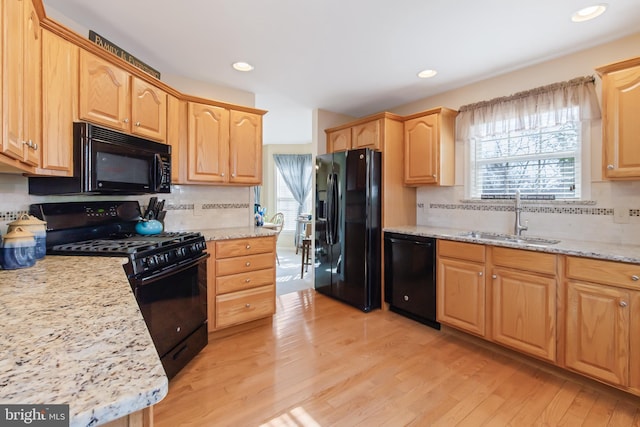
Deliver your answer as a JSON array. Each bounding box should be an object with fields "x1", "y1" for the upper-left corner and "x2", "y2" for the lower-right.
[
  {"x1": 273, "y1": 154, "x2": 313, "y2": 217},
  {"x1": 456, "y1": 76, "x2": 601, "y2": 140}
]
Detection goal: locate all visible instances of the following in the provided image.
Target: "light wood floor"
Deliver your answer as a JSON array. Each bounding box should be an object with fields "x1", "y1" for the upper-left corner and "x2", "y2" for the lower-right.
[{"x1": 154, "y1": 290, "x2": 640, "y2": 426}]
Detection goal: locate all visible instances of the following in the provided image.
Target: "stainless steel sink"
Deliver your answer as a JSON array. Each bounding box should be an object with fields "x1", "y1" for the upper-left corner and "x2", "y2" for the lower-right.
[{"x1": 458, "y1": 231, "x2": 560, "y2": 246}]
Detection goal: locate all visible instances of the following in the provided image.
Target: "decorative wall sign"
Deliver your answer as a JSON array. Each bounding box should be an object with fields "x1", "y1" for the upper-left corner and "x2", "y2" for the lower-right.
[{"x1": 89, "y1": 30, "x2": 161, "y2": 79}]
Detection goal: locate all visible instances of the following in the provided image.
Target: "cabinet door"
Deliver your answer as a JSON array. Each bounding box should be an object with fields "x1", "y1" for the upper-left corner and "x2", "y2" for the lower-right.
[
  {"x1": 327, "y1": 128, "x2": 351, "y2": 152},
  {"x1": 229, "y1": 110, "x2": 261, "y2": 184},
  {"x1": 565, "y1": 281, "x2": 629, "y2": 386},
  {"x1": 40, "y1": 29, "x2": 77, "y2": 175},
  {"x1": 130, "y1": 76, "x2": 166, "y2": 141},
  {"x1": 22, "y1": 0, "x2": 40, "y2": 166},
  {"x1": 437, "y1": 257, "x2": 486, "y2": 336},
  {"x1": 601, "y1": 62, "x2": 640, "y2": 179},
  {"x1": 206, "y1": 242, "x2": 216, "y2": 333},
  {"x1": 352, "y1": 119, "x2": 380, "y2": 150},
  {"x1": 166, "y1": 94, "x2": 185, "y2": 183},
  {"x1": 404, "y1": 114, "x2": 438, "y2": 185},
  {"x1": 2, "y1": 0, "x2": 25, "y2": 161},
  {"x1": 187, "y1": 102, "x2": 229, "y2": 182},
  {"x1": 492, "y1": 267, "x2": 556, "y2": 361},
  {"x1": 79, "y1": 50, "x2": 130, "y2": 132}
]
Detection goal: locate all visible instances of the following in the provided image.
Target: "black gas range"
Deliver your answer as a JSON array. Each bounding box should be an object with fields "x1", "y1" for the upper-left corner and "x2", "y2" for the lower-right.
[{"x1": 30, "y1": 200, "x2": 209, "y2": 379}]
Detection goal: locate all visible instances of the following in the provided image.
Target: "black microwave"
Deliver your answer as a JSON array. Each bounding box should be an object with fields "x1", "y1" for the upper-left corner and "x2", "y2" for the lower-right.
[{"x1": 29, "y1": 122, "x2": 171, "y2": 195}]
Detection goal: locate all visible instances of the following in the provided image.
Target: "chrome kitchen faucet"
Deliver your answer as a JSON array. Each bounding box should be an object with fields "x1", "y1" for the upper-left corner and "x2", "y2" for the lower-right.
[{"x1": 514, "y1": 189, "x2": 528, "y2": 236}]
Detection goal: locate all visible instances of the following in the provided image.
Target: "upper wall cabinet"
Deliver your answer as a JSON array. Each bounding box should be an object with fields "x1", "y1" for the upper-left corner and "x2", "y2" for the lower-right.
[
  {"x1": 187, "y1": 102, "x2": 264, "y2": 185},
  {"x1": 403, "y1": 107, "x2": 457, "y2": 186},
  {"x1": 38, "y1": 29, "x2": 78, "y2": 176},
  {"x1": 1, "y1": 0, "x2": 41, "y2": 172},
  {"x1": 79, "y1": 50, "x2": 167, "y2": 142},
  {"x1": 597, "y1": 56, "x2": 640, "y2": 180}
]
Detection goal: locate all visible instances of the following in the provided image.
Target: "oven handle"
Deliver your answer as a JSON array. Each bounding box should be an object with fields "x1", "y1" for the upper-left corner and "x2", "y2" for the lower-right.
[{"x1": 133, "y1": 252, "x2": 210, "y2": 286}]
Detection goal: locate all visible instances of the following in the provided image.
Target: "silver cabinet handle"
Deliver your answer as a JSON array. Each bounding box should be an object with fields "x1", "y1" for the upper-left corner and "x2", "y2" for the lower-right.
[
  {"x1": 631, "y1": 275, "x2": 639, "y2": 281},
  {"x1": 232, "y1": 173, "x2": 236, "y2": 178},
  {"x1": 607, "y1": 164, "x2": 614, "y2": 170},
  {"x1": 492, "y1": 274, "x2": 497, "y2": 279},
  {"x1": 403, "y1": 295, "x2": 409, "y2": 301},
  {"x1": 221, "y1": 173, "x2": 225, "y2": 177},
  {"x1": 123, "y1": 118, "x2": 129, "y2": 124},
  {"x1": 135, "y1": 121, "x2": 141, "y2": 127},
  {"x1": 246, "y1": 244, "x2": 251, "y2": 249},
  {"x1": 245, "y1": 278, "x2": 251, "y2": 283},
  {"x1": 478, "y1": 272, "x2": 483, "y2": 276},
  {"x1": 620, "y1": 301, "x2": 628, "y2": 308},
  {"x1": 245, "y1": 303, "x2": 251, "y2": 308},
  {"x1": 245, "y1": 262, "x2": 251, "y2": 267}
]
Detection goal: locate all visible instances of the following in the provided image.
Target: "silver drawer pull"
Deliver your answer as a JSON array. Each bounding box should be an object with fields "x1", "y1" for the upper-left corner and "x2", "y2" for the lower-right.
[
  {"x1": 607, "y1": 164, "x2": 614, "y2": 170},
  {"x1": 631, "y1": 275, "x2": 639, "y2": 281},
  {"x1": 246, "y1": 244, "x2": 251, "y2": 249},
  {"x1": 245, "y1": 303, "x2": 251, "y2": 308},
  {"x1": 245, "y1": 278, "x2": 251, "y2": 283},
  {"x1": 620, "y1": 301, "x2": 628, "y2": 308},
  {"x1": 245, "y1": 262, "x2": 251, "y2": 267},
  {"x1": 403, "y1": 295, "x2": 409, "y2": 301},
  {"x1": 478, "y1": 272, "x2": 483, "y2": 276},
  {"x1": 492, "y1": 274, "x2": 497, "y2": 279}
]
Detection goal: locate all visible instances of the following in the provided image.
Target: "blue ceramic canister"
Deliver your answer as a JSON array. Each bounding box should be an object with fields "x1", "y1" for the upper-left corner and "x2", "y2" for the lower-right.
[
  {"x1": 1, "y1": 227, "x2": 36, "y2": 270},
  {"x1": 8, "y1": 214, "x2": 47, "y2": 259}
]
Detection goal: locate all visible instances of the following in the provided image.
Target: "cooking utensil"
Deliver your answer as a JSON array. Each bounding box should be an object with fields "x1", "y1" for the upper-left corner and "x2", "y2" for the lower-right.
[
  {"x1": 154, "y1": 200, "x2": 165, "y2": 218},
  {"x1": 145, "y1": 197, "x2": 158, "y2": 220},
  {"x1": 156, "y1": 210, "x2": 166, "y2": 223}
]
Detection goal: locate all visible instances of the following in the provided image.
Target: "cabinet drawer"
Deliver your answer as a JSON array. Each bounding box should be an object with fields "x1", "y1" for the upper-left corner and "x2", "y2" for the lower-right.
[
  {"x1": 215, "y1": 236, "x2": 274, "y2": 258},
  {"x1": 217, "y1": 268, "x2": 275, "y2": 294},
  {"x1": 566, "y1": 256, "x2": 640, "y2": 290},
  {"x1": 216, "y1": 285, "x2": 275, "y2": 328},
  {"x1": 216, "y1": 252, "x2": 274, "y2": 276},
  {"x1": 492, "y1": 247, "x2": 557, "y2": 276},
  {"x1": 438, "y1": 240, "x2": 485, "y2": 263}
]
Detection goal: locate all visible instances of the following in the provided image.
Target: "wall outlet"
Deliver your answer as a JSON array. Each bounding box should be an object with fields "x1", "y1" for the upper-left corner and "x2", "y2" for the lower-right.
[
  {"x1": 193, "y1": 203, "x2": 203, "y2": 216},
  {"x1": 613, "y1": 207, "x2": 629, "y2": 224}
]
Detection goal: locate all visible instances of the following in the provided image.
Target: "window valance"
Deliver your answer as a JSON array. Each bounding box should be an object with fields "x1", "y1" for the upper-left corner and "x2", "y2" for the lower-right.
[{"x1": 456, "y1": 76, "x2": 601, "y2": 140}]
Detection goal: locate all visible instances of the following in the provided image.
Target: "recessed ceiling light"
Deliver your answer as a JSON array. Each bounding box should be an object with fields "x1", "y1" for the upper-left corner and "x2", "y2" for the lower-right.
[
  {"x1": 417, "y1": 69, "x2": 438, "y2": 79},
  {"x1": 232, "y1": 61, "x2": 254, "y2": 72},
  {"x1": 571, "y1": 4, "x2": 607, "y2": 22}
]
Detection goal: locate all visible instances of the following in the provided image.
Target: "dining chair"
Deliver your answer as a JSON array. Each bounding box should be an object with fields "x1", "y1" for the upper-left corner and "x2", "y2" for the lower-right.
[{"x1": 270, "y1": 213, "x2": 285, "y2": 265}]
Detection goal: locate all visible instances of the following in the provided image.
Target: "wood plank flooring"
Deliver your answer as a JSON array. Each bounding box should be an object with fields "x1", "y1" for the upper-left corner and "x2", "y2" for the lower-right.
[{"x1": 153, "y1": 290, "x2": 640, "y2": 426}]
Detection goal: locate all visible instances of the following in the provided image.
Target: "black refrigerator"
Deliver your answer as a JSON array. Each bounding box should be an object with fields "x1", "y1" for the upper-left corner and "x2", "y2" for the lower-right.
[{"x1": 314, "y1": 148, "x2": 381, "y2": 312}]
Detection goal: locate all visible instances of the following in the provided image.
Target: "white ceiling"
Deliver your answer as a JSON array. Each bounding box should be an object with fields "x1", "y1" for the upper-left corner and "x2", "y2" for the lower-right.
[{"x1": 41, "y1": 0, "x2": 640, "y2": 144}]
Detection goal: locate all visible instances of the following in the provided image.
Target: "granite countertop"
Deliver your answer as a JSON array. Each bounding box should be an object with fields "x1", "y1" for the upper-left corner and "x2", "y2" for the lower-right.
[
  {"x1": 197, "y1": 226, "x2": 277, "y2": 242},
  {"x1": 0, "y1": 256, "x2": 168, "y2": 427},
  {"x1": 384, "y1": 225, "x2": 640, "y2": 265}
]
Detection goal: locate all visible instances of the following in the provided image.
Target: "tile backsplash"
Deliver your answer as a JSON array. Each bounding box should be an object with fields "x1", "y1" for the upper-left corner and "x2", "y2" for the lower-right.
[
  {"x1": 0, "y1": 174, "x2": 253, "y2": 234},
  {"x1": 416, "y1": 181, "x2": 640, "y2": 246}
]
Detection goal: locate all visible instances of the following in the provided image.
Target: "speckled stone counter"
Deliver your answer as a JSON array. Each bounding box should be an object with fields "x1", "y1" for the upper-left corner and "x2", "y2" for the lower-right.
[
  {"x1": 385, "y1": 225, "x2": 640, "y2": 265},
  {"x1": 198, "y1": 226, "x2": 277, "y2": 241},
  {"x1": 0, "y1": 256, "x2": 168, "y2": 427}
]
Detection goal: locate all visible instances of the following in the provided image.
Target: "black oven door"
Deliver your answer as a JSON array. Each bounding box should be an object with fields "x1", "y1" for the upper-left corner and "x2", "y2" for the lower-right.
[{"x1": 132, "y1": 253, "x2": 209, "y2": 359}]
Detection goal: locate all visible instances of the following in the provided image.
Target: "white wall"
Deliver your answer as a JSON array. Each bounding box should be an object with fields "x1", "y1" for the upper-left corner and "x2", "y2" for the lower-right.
[{"x1": 388, "y1": 32, "x2": 640, "y2": 245}]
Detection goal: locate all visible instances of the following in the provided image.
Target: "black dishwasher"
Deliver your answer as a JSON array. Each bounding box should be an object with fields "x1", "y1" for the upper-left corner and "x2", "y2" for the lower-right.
[{"x1": 384, "y1": 232, "x2": 440, "y2": 330}]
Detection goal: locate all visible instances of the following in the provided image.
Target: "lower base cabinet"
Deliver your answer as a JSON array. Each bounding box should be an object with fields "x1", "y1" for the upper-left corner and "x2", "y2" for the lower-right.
[
  {"x1": 207, "y1": 236, "x2": 276, "y2": 332},
  {"x1": 564, "y1": 256, "x2": 640, "y2": 393},
  {"x1": 102, "y1": 407, "x2": 153, "y2": 427},
  {"x1": 437, "y1": 240, "x2": 640, "y2": 397}
]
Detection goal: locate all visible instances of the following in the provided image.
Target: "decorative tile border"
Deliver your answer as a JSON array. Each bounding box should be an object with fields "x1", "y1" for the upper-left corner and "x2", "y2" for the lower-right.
[
  {"x1": 428, "y1": 203, "x2": 618, "y2": 216},
  {"x1": 148, "y1": 203, "x2": 250, "y2": 212},
  {"x1": 0, "y1": 210, "x2": 29, "y2": 222}
]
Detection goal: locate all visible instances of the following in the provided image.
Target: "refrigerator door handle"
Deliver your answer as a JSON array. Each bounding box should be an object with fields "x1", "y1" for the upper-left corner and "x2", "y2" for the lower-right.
[
  {"x1": 326, "y1": 173, "x2": 333, "y2": 245},
  {"x1": 330, "y1": 172, "x2": 339, "y2": 244}
]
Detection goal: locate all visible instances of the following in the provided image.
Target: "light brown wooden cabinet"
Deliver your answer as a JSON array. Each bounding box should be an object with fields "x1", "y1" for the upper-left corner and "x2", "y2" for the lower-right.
[
  {"x1": 564, "y1": 256, "x2": 640, "y2": 392},
  {"x1": 327, "y1": 127, "x2": 351, "y2": 152},
  {"x1": 38, "y1": 29, "x2": 78, "y2": 176},
  {"x1": 187, "y1": 102, "x2": 263, "y2": 185},
  {"x1": 491, "y1": 247, "x2": 557, "y2": 362},
  {"x1": 1, "y1": 0, "x2": 41, "y2": 172},
  {"x1": 403, "y1": 107, "x2": 457, "y2": 186},
  {"x1": 597, "y1": 56, "x2": 640, "y2": 180},
  {"x1": 352, "y1": 118, "x2": 381, "y2": 150},
  {"x1": 79, "y1": 50, "x2": 167, "y2": 142},
  {"x1": 437, "y1": 240, "x2": 486, "y2": 337},
  {"x1": 207, "y1": 236, "x2": 275, "y2": 332}
]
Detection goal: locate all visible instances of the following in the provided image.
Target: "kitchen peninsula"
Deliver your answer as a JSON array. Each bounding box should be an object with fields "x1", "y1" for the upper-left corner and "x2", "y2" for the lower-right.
[{"x1": 0, "y1": 256, "x2": 168, "y2": 427}]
